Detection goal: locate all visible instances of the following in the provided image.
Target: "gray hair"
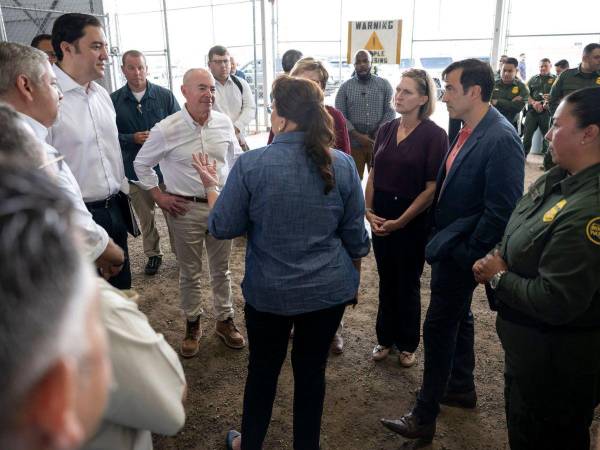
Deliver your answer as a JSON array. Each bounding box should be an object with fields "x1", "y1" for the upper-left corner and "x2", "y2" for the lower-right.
[
  {"x1": 0, "y1": 163, "x2": 95, "y2": 440},
  {"x1": 0, "y1": 42, "x2": 48, "y2": 97},
  {"x1": 182, "y1": 68, "x2": 212, "y2": 85},
  {"x1": 0, "y1": 102, "x2": 44, "y2": 168}
]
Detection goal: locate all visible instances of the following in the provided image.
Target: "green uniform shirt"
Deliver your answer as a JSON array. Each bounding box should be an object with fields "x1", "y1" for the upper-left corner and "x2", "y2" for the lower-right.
[
  {"x1": 495, "y1": 162, "x2": 600, "y2": 328},
  {"x1": 492, "y1": 78, "x2": 529, "y2": 123},
  {"x1": 526, "y1": 73, "x2": 556, "y2": 113},
  {"x1": 548, "y1": 64, "x2": 600, "y2": 114}
]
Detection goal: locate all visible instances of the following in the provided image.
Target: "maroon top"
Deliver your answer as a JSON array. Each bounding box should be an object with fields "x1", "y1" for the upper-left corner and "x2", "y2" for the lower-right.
[
  {"x1": 267, "y1": 105, "x2": 351, "y2": 154},
  {"x1": 372, "y1": 118, "x2": 448, "y2": 198}
]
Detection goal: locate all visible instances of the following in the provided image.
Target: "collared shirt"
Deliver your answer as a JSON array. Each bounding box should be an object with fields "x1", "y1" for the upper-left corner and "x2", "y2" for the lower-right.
[
  {"x1": 83, "y1": 279, "x2": 186, "y2": 450},
  {"x1": 111, "y1": 81, "x2": 180, "y2": 181},
  {"x1": 134, "y1": 106, "x2": 243, "y2": 197},
  {"x1": 208, "y1": 131, "x2": 371, "y2": 316},
  {"x1": 213, "y1": 75, "x2": 256, "y2": 142},
  {"x1": 334, "y1": 74, "x2": 395, "y2": 145},
  {"x1": 445, "y1": 126, "x2": 472, "y2": 174},
  {"x1": 48, "y1": 64, "x2": 126, "y2": 202},
  {"x1": 20, "y1": 113, "x2": 109, "y2": 261}
]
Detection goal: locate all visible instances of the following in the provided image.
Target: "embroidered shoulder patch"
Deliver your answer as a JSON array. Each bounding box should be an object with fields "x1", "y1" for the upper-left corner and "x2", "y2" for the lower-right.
[
  {"x1": 586, "y1": 217, "x2": 600, "y2": 246},
  {"x1": 543, "y1": 199, "x2": 567, "y2": 222}
]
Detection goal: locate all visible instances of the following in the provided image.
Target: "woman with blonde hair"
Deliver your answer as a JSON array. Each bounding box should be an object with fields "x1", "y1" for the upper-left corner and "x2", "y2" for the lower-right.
[
  {"x1": 366, "y1": 69, "x2": 448, "y2": 367},
  {"x1": 268, "y1": 57, "x2": 351, "y2": 156}
]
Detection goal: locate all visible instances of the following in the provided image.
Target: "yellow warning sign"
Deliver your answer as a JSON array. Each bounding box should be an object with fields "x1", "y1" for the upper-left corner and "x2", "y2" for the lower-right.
[
  {"x1": 347, "y1": 20, "x2": 402, "y2": 64},
  {"x1": 365, "y1": 32, "x2": 385, "y2": 51}
]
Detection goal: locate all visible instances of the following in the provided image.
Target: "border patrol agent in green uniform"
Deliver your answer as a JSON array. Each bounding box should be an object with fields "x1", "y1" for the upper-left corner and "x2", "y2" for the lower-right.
[
  {"x1": 522, "y1": 58, "x2": 556, "y2": 156},
  {"x1": 544, "y1": 43, "x2": 600, "y2": 170},
  {"x1": 491, "y1": 57, "x2": 529, "y2": 129},
  {"x1": 474, "y1": 87, "x2": 600, "y2": 450}
]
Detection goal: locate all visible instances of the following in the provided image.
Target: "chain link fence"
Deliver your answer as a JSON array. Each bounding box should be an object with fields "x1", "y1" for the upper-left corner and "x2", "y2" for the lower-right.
[{"x1": 0, "y1": 0, "x2": 117, "y2": 90}]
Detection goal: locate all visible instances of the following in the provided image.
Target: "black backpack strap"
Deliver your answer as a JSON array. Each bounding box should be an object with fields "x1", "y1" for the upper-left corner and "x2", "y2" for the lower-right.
[{"x1": 230, "y1": 74, "x2": 243, "y2": 95}]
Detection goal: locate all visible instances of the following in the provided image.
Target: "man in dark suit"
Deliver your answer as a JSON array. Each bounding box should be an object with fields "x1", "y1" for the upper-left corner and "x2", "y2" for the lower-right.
[{"x1": 381, "y1": 59, "x2": 525, "y2": 441}]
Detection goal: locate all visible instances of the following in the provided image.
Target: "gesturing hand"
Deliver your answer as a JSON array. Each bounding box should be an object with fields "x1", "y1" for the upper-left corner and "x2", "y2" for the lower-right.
[{"x1": 192, "y1": 152, "x2": 220, "y2": 189}]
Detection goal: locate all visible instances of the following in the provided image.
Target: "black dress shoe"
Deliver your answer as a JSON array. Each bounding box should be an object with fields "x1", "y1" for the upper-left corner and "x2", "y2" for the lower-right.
[
  {"x1": 380, "y1": 412, "x2": 435, "y2": 441},
  {"x1": 144, "y1": 255, "x2": 162, "y2": 275},
  {"x1": 440, "y1": 389, "x2": 477, "y2": 409}
]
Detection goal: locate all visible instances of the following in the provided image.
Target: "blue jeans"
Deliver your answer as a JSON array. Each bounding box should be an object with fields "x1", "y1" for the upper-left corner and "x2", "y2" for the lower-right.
[{"x1": 414, "y1": 259, "x2": 477, "y2": 423}]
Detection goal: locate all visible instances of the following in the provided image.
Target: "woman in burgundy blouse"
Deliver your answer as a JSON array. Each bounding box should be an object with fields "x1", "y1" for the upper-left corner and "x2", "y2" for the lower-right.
[
  {"x1": 268, "y1": 57, "x2": 351, "y2": 155},
  {"x1": 366, "y1": 69, "x2": 448, "y2": 367}
]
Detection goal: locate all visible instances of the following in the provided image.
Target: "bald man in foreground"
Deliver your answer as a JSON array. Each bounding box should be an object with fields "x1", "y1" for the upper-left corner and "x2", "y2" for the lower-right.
[{"x1": 134, "y1": 68, "x2": 245, "y2": 358}]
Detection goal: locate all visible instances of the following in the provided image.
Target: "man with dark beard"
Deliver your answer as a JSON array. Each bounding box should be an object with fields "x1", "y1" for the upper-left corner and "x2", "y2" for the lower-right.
[{"x1": 335, "y1": 49, "x2": 394, "y2": 179}]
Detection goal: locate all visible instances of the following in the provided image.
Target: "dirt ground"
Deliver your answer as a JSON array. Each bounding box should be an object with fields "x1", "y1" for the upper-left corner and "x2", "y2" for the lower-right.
[{"x1": 125, "y1": 157, "x2": 599, "y2": 450}]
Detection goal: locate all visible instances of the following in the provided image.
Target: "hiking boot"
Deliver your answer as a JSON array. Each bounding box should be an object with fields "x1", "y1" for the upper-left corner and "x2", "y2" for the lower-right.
[
  {"x1": 180, "y1": 317, "x2": 201, "y2": 358},
  {"x1": 216, "y1": 318, "x2": 246, "y2": 349}
]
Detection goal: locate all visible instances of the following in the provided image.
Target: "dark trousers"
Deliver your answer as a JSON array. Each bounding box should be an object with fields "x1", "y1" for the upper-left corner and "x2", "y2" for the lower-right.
[
  {"x1": 87, "y1": 200, "x2": 131, "y2": 289},
  {"x1": 241, "y1": 302, "x2": 346, "y2": 450},
  {"x1": 522, "y1": 110, "x2": 550, "y2": 156},
  {"x1": 497, "y1": 317, "x2": 600, "y2": 450},
  {"x1": 372, "y1": 191, "x2": 427, "y2": 352},
  {"x1": 414, "y1": 259, "x2": 477, "y2": 423}
]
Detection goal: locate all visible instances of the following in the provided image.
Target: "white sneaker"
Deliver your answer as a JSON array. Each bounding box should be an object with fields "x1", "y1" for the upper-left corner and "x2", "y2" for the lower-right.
[
  {"x1": 372, "y1": 344, "x2": 391, "y2": 361},
  {"x1": 399, "y1": 351, "x2": 416, "y2": 368}
]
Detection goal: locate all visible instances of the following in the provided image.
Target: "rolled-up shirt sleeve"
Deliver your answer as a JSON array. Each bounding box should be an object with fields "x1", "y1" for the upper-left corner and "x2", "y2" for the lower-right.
[
  {"x1": 53, "y1": 156, "x2": 109, "y2": 260},
  {"x1": 134, "y1": 126, "x2": 167, "y2": 190}
]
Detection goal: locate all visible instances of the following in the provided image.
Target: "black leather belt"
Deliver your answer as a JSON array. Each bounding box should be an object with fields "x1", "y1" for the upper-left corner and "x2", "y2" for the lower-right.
[
  {"x1": 168, "y1": 193, "x2": 208, "y2": 203},
  {"x1": 85, "y1": 194, "x2": 118, "y2": 210}
]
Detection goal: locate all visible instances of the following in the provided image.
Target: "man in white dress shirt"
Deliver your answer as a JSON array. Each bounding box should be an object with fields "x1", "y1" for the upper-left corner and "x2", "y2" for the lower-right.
[
  {"x1": 48, "y1": 13, "x2": 131, "y2": 289},
  {"x1": 135, "y1": 68, "x2": 246, "y2": 357},
  {"x1": 208, "y1": 45, "x2": 255, "y2": 150},
  {"x1": 0, "y1": 41, "x2": 124, "y2": 277}
]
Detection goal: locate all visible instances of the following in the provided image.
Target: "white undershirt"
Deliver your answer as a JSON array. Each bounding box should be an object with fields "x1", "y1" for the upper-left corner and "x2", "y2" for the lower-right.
[{"x1": 132, "y1": 89, "x2": 146, "y2": 102}]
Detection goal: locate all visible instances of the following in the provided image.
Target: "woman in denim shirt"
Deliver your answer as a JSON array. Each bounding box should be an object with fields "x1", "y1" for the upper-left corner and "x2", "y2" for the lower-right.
[{"x1": 196, "y1": 75, "x2": 370, "y2": 450}]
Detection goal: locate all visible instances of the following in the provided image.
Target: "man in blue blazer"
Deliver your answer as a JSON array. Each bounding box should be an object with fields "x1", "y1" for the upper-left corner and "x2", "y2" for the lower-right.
[{"x1": 381, "y1": 59, "x2": 525, "y2": 441}]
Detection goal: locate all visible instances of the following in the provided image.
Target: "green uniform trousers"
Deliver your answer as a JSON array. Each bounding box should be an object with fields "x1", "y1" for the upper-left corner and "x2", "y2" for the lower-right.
[
  {"x1": 497, "y1": 316, "x2": 600, "y2": 450},
  {"x1": 522, "y1": 110, "x2": 550, "y2": 156}
]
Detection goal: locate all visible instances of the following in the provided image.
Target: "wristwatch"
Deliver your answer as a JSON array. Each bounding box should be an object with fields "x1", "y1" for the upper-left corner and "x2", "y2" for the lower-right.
[
  {"x1": 206, "y1": 185, "x2": 221, "y2": 194},
  {"x1": 490, "y1": 270, "x2": 507, "y2": 290}
]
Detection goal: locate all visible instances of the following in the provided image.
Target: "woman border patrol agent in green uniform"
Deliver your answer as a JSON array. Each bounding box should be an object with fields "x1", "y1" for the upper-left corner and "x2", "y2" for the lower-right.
[{"x1": 473, "y1": 87, "x2": 600, "y2": 450}]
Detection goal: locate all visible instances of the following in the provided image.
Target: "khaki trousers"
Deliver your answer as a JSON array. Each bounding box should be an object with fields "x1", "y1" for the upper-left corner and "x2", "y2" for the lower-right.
[
  {"x1": 166, "y1": 202, "x2": 233, "y2": 321},
  {"x1": 129, "y1": 183, "x2": 163, "y2": 258},
  {"x1": 351, "y1": 142, "x2": 373, "y2": 180}
]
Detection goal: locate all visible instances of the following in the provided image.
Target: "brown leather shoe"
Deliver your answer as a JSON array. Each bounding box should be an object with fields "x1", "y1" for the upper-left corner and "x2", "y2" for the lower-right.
[
  {"x1": 180, "y1": 317, "x2": 201, "y2": 358},
  {"x1": 380, "y1": 412, "x2": 435, "y2": 441},
  {"x1": 330, "y1": 333, "x2": 344, "y2": 354},
  {"x1": 216, "y1": 318, "x2": 246, "y2": 349}
]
